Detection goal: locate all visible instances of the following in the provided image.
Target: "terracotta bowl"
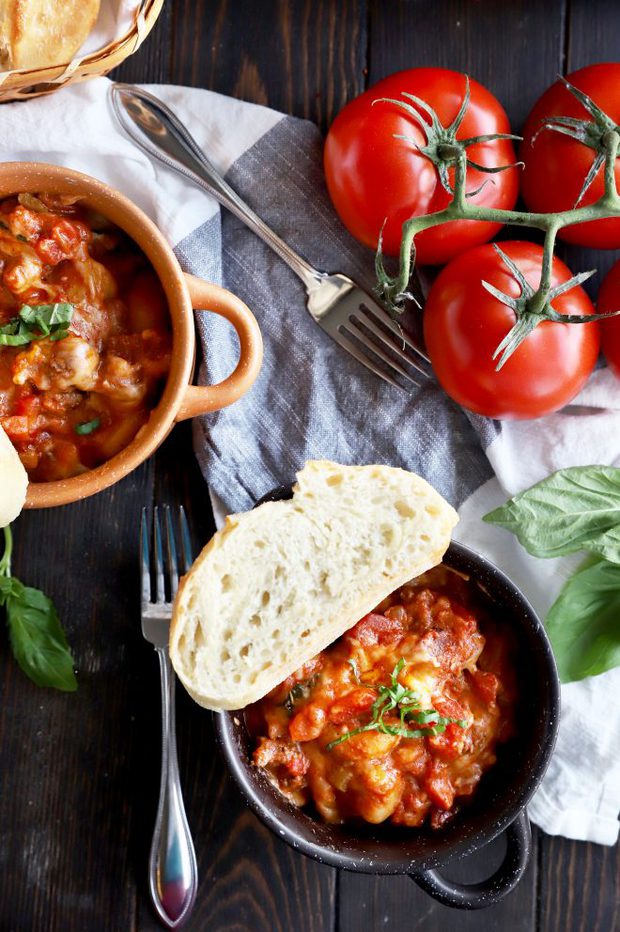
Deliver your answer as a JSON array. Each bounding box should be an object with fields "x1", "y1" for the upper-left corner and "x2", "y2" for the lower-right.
[{"x1": 0, "y1": 162, "x2": 263, "y2": 508}]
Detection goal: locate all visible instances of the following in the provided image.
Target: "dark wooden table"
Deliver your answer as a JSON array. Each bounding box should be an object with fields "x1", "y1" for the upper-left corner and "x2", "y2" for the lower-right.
[{"x1": 1, "y1": 1, "x2": 619, "y2": 929}]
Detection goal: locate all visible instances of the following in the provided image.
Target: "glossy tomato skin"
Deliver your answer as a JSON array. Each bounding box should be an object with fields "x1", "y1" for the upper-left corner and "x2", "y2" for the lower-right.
[
  {"x1": 597, "y1": 259, "x2": 620, "y2": 378},
  {"x1": 423, "y1": 242, "x2": 600, "y2": 419},
  {"x1": 324, "y1": 68, "x2": 519, "y2": 265},
  {"x1": 521, "y1": 63, "x2": 620, "y2": 248}
]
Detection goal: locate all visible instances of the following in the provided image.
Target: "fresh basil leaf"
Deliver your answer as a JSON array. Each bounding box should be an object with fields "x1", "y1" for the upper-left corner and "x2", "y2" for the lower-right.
[
  {"x1": 545, "y1": 557, "x2": 620, "y2": 683},
  {"x1": 0, "y1": 303, "x2": 73, "y2": 347},
  {"x1": 0, "y1": 318, "x2": 33, "y2": 346},
  {"x1": 75, "y1": 418, "x2": 100, "y2": 436},
  {"x1": 483, "y1": 466, "x2": 620, "y2": 563},
  {"x1": 5, "y1": 578, "x2": 77, "y2": 691},
  {"x1": 19, "y1": 303, "x2": 74, "y2": 335}
]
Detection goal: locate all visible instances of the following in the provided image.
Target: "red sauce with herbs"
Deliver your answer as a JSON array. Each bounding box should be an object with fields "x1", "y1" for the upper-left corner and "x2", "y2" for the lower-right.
[
  {"x1": 0, "y1": 193, "x2": 171, "y2": 481},
  {"x1": 249, "y1": 565, "x2": 516, "y2": 829}
]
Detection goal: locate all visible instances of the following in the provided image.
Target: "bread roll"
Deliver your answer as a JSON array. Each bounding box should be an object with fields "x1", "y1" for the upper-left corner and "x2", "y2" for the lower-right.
[
  {"x1": 170, "y1": 460, "x2": 458, "y2": 710},
  {"x1": 0, "y1": 0, "x2": 100, "y2": 70},
  {"x1": 0, "y1": 424, "x2": 27, "y2": 526}
]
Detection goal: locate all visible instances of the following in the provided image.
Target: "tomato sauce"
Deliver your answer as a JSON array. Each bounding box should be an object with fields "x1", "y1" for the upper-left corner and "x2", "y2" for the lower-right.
[
  {"x1": 249, "y1": 566, "x2": 516, "y2": 829},
  {"x1": 0, "y1": 193, "x2": 171, "y2": 481}
]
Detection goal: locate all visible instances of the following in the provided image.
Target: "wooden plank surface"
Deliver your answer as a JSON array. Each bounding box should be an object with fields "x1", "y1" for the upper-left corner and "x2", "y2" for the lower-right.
[
  {"x1": 167, "y1": 0, "x2": 367, "y2": 132},
  {"x1": 0, "y1": 1, "x2": 617, "y2": 930},
  {"x1": 0, "y1": 463, "x2": 153, "y2": 931}
]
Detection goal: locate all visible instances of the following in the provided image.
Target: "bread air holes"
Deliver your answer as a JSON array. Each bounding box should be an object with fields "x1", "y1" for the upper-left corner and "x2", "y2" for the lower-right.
[
  {"x1": 261, "y1": 591, "x2": 270, "y2": 606},
  {"x1": 301, "y1": 629, "x2": 310, "y2": 638},
  {"x1": 221, "y1": 574, "x2": 233, "y2": 593},
  {"x1": 240, "y1": 644, "x2": 251, "y2": 659},
  {"x1": 380, "y1": 524, "x2": 395, "y2": 546},
  {"x1": 223, "y1": 628, "x2": 233, "y2": 642},
  {"x1": 250, "y1": 614, "x2": 262, "y2": 628},
  {"x1": 395, "y1": 500, "x2": 416, "y2": 519},
  {"x1": 220, "y1": 649, "x2": 231, "y2": 663},
  {"x1": 250, "y1": 660, "x2": 272, "y2": 686},
  {"x1": 326, "y1": 474, "x2": 343, "y2": 486}
]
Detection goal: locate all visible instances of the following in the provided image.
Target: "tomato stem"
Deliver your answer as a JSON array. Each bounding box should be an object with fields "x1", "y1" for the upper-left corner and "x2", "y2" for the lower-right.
[{"x1": 375, "y1": 78, "x2": 620, "y2": 368}]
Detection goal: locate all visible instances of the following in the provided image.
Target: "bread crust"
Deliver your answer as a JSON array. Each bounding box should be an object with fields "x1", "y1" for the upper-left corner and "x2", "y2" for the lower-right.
[
  {"x1": 170, "y1": 461, "x2": 458, "y2": 710},
  {"x1": 0, "y1": 0, "x2": 100, "y2": 70}
]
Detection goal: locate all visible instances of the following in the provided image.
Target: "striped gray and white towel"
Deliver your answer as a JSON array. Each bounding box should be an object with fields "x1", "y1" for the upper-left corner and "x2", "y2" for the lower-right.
[{"x1": 6, "y1": 76, "x2": 620, "y2": 845}]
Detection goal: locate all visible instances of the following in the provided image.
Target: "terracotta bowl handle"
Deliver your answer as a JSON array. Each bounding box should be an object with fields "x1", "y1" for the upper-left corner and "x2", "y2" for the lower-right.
[{"x1": 176, "y1": 273, "x2": 263, "y2": 421}]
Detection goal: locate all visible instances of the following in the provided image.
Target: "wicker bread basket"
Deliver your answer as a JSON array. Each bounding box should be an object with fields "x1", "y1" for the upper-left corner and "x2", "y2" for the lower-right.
[{"x1": 0, "y1": 0, "x2": 163, "y2": 102}]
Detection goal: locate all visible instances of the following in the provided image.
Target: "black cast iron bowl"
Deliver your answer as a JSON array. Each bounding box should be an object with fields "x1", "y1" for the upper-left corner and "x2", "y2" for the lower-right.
[{"x1": 214, "y1": 487, "x2": 561, "y2": 910}]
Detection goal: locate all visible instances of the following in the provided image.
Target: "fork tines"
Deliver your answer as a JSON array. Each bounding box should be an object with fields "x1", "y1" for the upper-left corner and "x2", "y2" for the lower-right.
[
  {"x1": 140, "y1": 505, "x2": 193, "y2": 611},
  {"x1": 330, "y1": 294, "x2": 432, "y2": 394}
]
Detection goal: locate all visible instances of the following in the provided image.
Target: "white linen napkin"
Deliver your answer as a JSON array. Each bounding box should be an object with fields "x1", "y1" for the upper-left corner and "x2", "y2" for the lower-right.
[{"x1": 0, "y1": 76, "x2": 618, "y2": 846}]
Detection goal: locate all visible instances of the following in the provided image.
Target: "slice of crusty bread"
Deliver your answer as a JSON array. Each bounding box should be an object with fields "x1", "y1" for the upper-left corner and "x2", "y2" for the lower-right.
[
  {"x1": 169, "y1": 461, "x2": 458, "y2": 710},
  {"x1": 0, "y1": 424, "x2": 27, "y2": 527}
]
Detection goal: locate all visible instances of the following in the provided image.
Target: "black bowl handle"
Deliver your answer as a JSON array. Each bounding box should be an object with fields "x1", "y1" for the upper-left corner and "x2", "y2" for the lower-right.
[{"x1": 408, "y1": 811, "x2": 531, "y2": 910}]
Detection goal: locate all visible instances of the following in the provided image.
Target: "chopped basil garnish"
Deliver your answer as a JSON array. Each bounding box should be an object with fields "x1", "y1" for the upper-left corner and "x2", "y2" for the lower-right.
[
  {"x1": 327, "y1": 659, "x2": 467, "y2": 750},
  {"x1": 75, "y1": 418, "x2": 101, "y2": 436},
  {"x1": 0, "y1": 303, "x2": 74, "y2": 347},
  {"x1": 284, "y1": 673, "x2": 319, "y2": 714}
]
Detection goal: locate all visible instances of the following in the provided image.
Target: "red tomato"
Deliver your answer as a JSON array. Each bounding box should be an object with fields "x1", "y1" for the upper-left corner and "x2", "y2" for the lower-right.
[
  {"x1": 423, "y1": 241, "x2": 600, "y2": 419},
  {"x1": 345, "y1": 612, "x2": 404, "y2": 646},
  {"x1": 521, "y1": 64, "x2": 620, "y2": 248},
  {"x1": 328, "y1": 688, "x2": 377, "y2": 724},
  {"x1": 424, "y1": 758, "x2": 455, "y2": 810},
  {"x1": 470, "y1": 670, "x2": 499, "y2": 705},
  {"x1": 324, "y1": 68, "x2": 519, "y2": 265},
  {"x1": 596, "y1": 259, "x2": 620, "y2": 378},
  {"x1": 427, "y1": 724, "x2": 465, "y2": 762}
]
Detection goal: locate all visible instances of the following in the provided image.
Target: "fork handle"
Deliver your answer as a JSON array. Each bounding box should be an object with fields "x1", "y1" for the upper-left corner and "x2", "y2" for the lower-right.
[
  {"x1": 114, "y1": 85, "x2": 322, "y2": 290},
  {"x1": 149, "y1": 648, "x2": 198, "y2": 928},
  {"x1": 185, "y1": 145, "x2": 322, "y2": 288}
]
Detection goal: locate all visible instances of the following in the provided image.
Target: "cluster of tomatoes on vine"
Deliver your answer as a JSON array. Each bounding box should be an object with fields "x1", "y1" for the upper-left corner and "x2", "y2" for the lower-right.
[{"x1": 323, "y1": 63, "x2": 620, "y2": 420}]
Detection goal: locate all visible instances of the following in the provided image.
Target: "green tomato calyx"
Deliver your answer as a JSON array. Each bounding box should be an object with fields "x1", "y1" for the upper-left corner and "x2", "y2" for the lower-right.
[
  {"x1": 373, "y1": 75, "x2": 522, "y2": 198},
  {"x1": 483, "y1": 244, "x2": 616, "y2": 370}
]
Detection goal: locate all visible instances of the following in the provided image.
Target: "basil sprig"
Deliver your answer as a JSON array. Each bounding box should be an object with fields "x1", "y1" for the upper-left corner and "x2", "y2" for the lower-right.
[
  {"x1": 484, "y1": 466, "x2": 620, "y2": 564},
  {"x1": 327, "y1": 659, "x2": 467, "y2": 750},
  {"x1": 0, "y1": 303, "x2": 74, "y2": 347},
  {"x1": 545, "y1": 558, "x2": 620, "y2": 682},
  {"x1": 484, "y1": 465, "x2": 620, "y2": 682},
  {"x1": 0, "y1": 525, "x2": 77, "y2": 691}
]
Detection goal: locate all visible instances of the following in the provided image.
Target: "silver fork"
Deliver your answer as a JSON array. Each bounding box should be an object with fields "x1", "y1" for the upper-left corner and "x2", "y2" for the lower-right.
[
  {"x1": 140, "y1": 506, "x2": 198, "y2": 929},
  {"x1": 110, "y1": 82, "x2": 431, "y2": 393}
]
